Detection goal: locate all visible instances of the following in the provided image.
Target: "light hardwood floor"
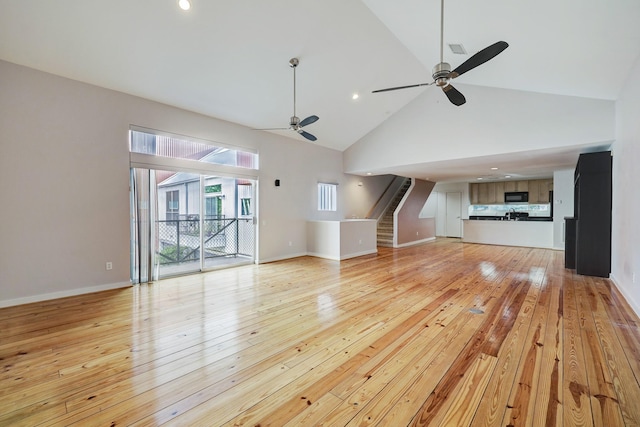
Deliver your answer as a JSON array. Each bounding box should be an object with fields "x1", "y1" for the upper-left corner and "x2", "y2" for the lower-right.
[{"x1": 2, "y1": 239, "x2": 640, "y2": 426}]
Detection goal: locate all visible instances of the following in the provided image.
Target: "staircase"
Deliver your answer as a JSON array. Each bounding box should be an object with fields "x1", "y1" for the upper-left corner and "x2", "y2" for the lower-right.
[{"x1": 377, "y1": 178, "x2": 411, "y2": 247}]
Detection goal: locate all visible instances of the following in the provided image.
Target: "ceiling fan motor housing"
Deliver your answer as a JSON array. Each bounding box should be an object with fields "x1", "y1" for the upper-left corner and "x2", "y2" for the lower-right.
[{"x1": 432, "y1": 62, "x2": 452, "y2": 87}]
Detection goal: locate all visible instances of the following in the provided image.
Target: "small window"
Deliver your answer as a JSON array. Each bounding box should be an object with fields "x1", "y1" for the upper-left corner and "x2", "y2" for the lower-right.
[
  {"x1": 130, "y1": 130, "x2": 258, "y2": 169},
  {"x1": 240, "y1": 198, "x2": 251, "y2": 216},
  {"x1": 318, "y1": 183, "x2": 337, "y2": 211},
  {"x1": 166, "y1": 190, "x2": 179, "y2": 220}
]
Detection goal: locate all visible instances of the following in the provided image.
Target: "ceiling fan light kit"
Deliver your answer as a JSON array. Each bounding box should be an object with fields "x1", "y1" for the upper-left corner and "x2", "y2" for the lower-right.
[{"x1": 372, "y1": 0, "x2": 508, "y2": 106}]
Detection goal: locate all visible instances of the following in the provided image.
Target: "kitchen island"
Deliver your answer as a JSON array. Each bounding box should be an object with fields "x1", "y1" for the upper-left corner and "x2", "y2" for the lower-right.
[{"x1": 462, "y1": 219, "x2": 554, "y2": 249}]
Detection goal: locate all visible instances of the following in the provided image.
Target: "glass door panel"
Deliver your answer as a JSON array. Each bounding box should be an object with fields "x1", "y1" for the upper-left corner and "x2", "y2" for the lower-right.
[
  {"x1": 202, "y1": 176, "x2": 255, "y2": 269},
  {"x1": 155, "y1": 171, "x2": 201, "y2": 278}
]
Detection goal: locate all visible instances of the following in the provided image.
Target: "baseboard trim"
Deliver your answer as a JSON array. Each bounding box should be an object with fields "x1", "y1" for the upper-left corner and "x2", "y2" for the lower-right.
[
  {"x1": 306, "y1": 249, "x2": 378, "y2": 261},
  {"x1": 395, "y1": 236, "x2": 437, "y2": 248},
  {"x1": 257, "y1": 252, "x2": 309, "y2": 264},
  {"x1": 340, "y1": 249, "x2": 378, "y2": 260},
  {"x1": 0, "y1": 281, "x2": 132, "y2": 308},
  {"x1": 609, "y1": 273, "x2": 640, "y2": 318}
]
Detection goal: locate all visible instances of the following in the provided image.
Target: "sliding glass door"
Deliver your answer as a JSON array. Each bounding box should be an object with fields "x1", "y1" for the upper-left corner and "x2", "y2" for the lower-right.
[
  {"x1": 155, "y1": 170, "x2": 202, "y2": 277},
  {"x1": 129, "y1": 128, "x2": 258, "y2": 284},
  {"x1": 131, "y1": 169, "x2": 256, "y2": 281}
]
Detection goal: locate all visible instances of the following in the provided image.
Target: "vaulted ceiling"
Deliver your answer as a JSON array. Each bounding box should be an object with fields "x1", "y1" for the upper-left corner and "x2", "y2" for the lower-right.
[{"x1": 2, "y1": 0, "x2": 639, "y2": 181}]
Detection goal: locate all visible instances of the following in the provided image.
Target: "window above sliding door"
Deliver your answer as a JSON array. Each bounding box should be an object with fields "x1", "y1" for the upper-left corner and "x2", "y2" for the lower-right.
[{"x1": 130, "y1": 129, "x2": 258, "y2": 169}]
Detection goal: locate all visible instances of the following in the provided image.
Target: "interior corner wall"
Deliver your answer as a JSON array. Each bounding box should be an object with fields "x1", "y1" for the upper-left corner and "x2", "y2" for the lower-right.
[
  {"x1": 612, "y1": 55, "x2": 640, "y2": 316},
  {"x1": 0, "y1": 60, "x2": 366, "y2": 306},
  {"x1": 341, "y1": 174, "x2": 395, "y2": 220}
]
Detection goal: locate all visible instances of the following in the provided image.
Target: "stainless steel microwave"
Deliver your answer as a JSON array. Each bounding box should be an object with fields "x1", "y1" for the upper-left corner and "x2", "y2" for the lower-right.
[{"x1": 505, "y1": 191, "x2": 529, "y2": 203}]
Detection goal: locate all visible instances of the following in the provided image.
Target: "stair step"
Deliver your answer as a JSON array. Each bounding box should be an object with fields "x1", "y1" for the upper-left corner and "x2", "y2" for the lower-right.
[{"x1": 375, "y1": 177, "x2": 411, "y2": 249}]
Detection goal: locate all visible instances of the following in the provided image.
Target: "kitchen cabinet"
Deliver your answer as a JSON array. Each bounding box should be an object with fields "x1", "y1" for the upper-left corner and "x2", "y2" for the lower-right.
[
  {"x1": 527, "y1": 180, "x2": 540, "y2": 203},
  {"x1": 504, "y1": 181, "x2": 516, "y2": 193},
  {"x1": 478, "y1": 182, "x2": 489, "y2": 204},
  {"x1": 469, "y1": 183, "x2": 479, "y2": 204},
  {"x1": 470, "y1": 179, "x2": 552, "y2": 205},
  {"x1": 542, "y1": 179, "x2": 553, "y2": 202},
  {"x1": 525, "y1": 179, "x2": 552, "y2": 203},
  {"x1": 486, "y1": 182, "x2": 497, "y2": 203},
  {"x1": 494, "y1": 182, "x2": 505, "y2": 205}
]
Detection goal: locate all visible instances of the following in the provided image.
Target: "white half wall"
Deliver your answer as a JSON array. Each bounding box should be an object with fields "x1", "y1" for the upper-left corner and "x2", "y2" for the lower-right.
[{"x1": 307, "y1": 220, "x2": 377, "y2": 260}]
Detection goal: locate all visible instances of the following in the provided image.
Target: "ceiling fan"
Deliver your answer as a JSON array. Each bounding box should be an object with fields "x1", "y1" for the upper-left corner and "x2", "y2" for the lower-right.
[
  {"x1": 255, "y1": 57, "x2": 319, "y2": 141},
  {"x1": 372, "y1": 0, "x2": 508, "y2": 106}
]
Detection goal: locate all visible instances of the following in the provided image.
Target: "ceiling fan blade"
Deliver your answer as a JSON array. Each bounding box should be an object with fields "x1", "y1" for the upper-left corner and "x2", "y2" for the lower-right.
[
  {"x1": 448, "y1": 41, "x2": 508, "y2": 79},
  {"x1": 372, "y1": 82, "x2": 434, "y2": 93},
  {"x1": 298, "y1": 130, "x2": 317, "y2": 141},
  {"x1": 442, "y1": 84, "x2": 466, "y2": 106},
  {"x1": 299, "y1": 115, "x2": 319, "y2": 127}
]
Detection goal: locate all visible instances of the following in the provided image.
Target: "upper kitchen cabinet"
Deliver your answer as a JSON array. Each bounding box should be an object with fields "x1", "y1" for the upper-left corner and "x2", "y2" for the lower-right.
[
  {"x1": 527, "y1": 179, "x2": 553, "y2": 203},
  {"x1": 505, "y1": 180, "x2": 529, "y2": 192},
  {"x1": 494, "y1": 182, "x2": 505, "y2": 204},
  {"x1": 470, "y1": 179, "x2": 552, "y2": 204},
  {"x1": 469, "y1": 183, "x2": 479, "y2": 204},
  {"x1": 528, "y1": 180, "x2": 540, "y2": 203}
]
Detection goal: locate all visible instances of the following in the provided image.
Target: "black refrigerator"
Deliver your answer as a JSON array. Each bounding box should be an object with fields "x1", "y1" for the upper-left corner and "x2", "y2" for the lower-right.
[{"x1": 565, "y1": 151, "x2": 612, "y2": 277}]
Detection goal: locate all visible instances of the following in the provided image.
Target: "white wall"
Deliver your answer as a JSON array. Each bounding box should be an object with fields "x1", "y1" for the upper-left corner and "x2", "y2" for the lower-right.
[
  {"x1": 344, "y1": 83, "x2": 615, "y2": 174},
  {"x1": 0, "y1": 60, "x2": 387, "y2": 306},
  {"x1": 552, "y1": 169, "x2": 575, "y2": 250},
  {"x1": 612, "y1": 55, "x2": 640, "y2": 316},
  {"x1": 422, "y1": 182, "x2": 470, "y2": 237}
]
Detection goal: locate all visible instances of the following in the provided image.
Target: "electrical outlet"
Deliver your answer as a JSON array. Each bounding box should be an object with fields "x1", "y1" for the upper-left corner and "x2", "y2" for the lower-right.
[
  {"x1": 358, "y1": 239, "x2": 362, "y2": 245},
  {"x1": 106, "y1": 262, "x2": 113, "y2": 271},
  {"x1": 288, "y1": 241, "x2": 292, "y2": 247},
  {"x1": 416, "y1": 231, "x2": 419, "y2": 236}
]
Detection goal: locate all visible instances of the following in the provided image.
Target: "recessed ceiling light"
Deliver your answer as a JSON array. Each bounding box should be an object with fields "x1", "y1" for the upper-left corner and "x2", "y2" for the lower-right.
[
  {"x1": 491, "y1": 167, "x2": 499, "y2": 170},
  {"x1": 477, "y1": 177, "x2": 483, "y2": 180},
  {"x1": 366, "y1": 172, "x2": 372, "y2": 175},
  {"x1": 178, "y1": 0, "x2": 191, "y2": 10},
  {"x1": 505, "y1": 175, "x2": 512, "y2": 178},
  {"x1": 352, "y1": 93, "x2": 359, "y2": 100}
]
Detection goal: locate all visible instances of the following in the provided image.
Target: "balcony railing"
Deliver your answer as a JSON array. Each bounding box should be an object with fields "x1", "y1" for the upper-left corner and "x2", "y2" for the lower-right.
[{"x1": 157, "y1": 216, "x2": 254, "y2": 265}]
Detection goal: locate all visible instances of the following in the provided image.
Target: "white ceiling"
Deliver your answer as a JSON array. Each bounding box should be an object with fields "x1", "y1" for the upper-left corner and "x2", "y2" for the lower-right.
[{"x1": 2, "y1": 0, "x2": 639, "y2": 181}]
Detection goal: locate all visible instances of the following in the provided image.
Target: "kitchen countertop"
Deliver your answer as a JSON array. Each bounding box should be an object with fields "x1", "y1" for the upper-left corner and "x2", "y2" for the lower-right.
[{"x1": 468, "y1": 216, "x2": 552, "y2": 222}]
